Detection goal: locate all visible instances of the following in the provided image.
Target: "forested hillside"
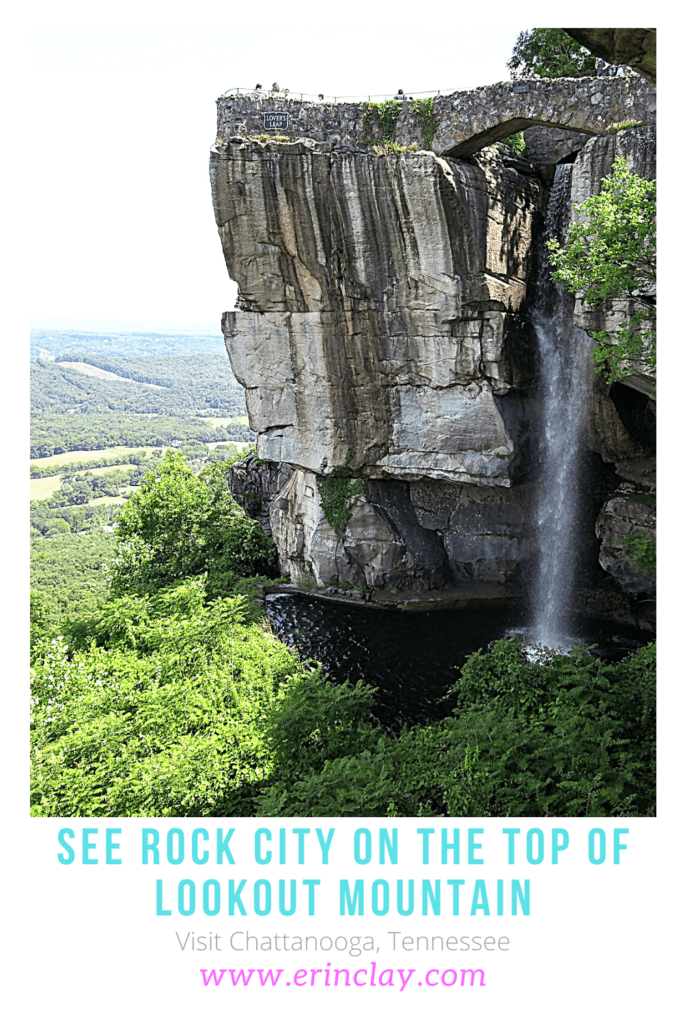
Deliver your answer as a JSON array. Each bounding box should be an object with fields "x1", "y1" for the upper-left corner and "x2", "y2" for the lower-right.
[
  {"x1": 30, "y1": 450, "x2": 656, "y2": 818},
  {"x1": 31, "y1": 329, "x2": 253, "y2": 458},
  {"x1": 30, "y1": 412, "x2": 252, "y2": 459},
  {"x1": 32, "y1": 355, "x2": 246, "y2": 417},
  {"x1": 30, "y1": 328, "x2": 252, "y2": 559}
]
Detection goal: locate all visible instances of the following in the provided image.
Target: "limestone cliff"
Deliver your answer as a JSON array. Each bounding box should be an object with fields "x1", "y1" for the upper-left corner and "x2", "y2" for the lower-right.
[
  {"x1": 214, "y1": 141, "x2": 537, "y2": 481},
  {"x1": 211, "y1": 88, "x2": 655, "y2": 621},
  {"x1": 212, "y1": 138, "x2": 543, "y2": 596},
  {"x1": 563, "y1": 29, "x2": 656, "y2": 83}
]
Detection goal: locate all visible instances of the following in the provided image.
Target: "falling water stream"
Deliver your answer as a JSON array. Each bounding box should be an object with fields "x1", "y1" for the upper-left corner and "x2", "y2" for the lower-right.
[{"x1": 528, "y1": 162, "x2": 595, "y2": 650}]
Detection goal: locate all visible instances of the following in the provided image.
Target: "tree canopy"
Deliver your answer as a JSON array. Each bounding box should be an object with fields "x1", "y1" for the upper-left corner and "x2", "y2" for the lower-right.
[
  {"x1": 547, "y1": 156, "x2": 656, "y2": 383},
  {"x1": 507, "y1": 29, "x2": 595, "y2": 80},
  {"x1": 109, "y1": 450, "x2": 279, "y2": 599}
]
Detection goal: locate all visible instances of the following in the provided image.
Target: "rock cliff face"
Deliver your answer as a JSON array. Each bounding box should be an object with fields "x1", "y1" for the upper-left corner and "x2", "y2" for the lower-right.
[
  {"x1": 213, "y1": 139, "x2": 543, "y2": 597},
  {"x1": 567, "y1": 125, "x2": 656, "y2": 620},
  {"x1": 215, "y1": 142, "x2": 537, "y2": 481},
  {"x1": 211, "y1": 102, "x2": 655, "y2": 622},
  {"x1": 563, "y1": 28, "x2": 656, "y2": 83}
]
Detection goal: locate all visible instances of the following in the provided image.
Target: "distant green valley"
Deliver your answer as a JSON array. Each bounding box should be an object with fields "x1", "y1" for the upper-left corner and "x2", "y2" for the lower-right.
[{"x1": 30, "y1": 327, "x2": 253, "y2": 614}]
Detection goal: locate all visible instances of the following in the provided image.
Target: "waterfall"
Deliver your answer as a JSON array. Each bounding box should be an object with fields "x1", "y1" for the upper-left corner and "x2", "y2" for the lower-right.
[{"x1": 530, "y1": 163, "x2": 595, "y2": 649}]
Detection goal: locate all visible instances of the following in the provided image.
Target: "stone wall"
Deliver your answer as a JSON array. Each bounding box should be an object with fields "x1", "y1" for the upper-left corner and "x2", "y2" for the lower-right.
[{"x1": 217, "y1": 77, "x2": 655, "y2": 161}]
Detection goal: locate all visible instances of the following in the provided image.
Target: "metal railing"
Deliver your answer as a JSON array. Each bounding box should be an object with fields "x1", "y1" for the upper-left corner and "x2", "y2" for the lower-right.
[
  {"x1": 219, "y1": 76, "x2": 639, "y2": 103},
  {"x1": 219, "y1": 86, "x2": 461, "y2": 103}
]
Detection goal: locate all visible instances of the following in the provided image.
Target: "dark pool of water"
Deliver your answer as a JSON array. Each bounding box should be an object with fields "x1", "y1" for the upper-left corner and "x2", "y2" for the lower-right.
[{"x1": 265, "y1": 594, "x2": 654, "y2": 726}]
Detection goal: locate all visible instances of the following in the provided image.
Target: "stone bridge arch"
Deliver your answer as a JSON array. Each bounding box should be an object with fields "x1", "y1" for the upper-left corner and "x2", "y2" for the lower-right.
[
  {"x1": 215, "y1": 77, "x2": 655, "y2": 163},
  {"x1": 430, "y1": 77, "x2": 655, "y2": 158}
]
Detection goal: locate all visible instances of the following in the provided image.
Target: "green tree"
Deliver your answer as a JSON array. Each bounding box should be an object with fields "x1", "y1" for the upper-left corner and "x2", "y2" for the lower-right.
[
  {"x1": 507, "y1": 29, "x2": 595, "y2": 79},
  {"x1": 547, "y1": 157, "x2": 656, "y2": 382},
  {"x1": 109, "y1": 450, "x2": 279, "y2": 598}
]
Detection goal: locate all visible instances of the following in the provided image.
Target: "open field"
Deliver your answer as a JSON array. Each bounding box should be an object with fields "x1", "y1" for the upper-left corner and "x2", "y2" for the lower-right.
[
  {"x1": 58, "y1": 361, "x2": 168, "y2": 389},
  {"x1": 30, "y1": 476, "x2": 63, "y2": 500},
  {"x1": 206, "y1": 440, "x2": 251, "y2": 450},
  {"x1": 31, "y1": 445, "x2": 168, "y2": 472},
  {"x1": 83, "y1": 463, "x2": 138, "y2": 476},
  {"x1": 203, "y1": 415, "x2": 249, "y2": 428}
]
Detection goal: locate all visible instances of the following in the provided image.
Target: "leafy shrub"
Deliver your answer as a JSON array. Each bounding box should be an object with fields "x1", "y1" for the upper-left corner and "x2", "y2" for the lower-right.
[
  {"x1": 30, "y1": 577, "x2": 304, "y2": 817},
  {"x1": 317, "y1": 451, "x2": 366, "y2": 536},
  {"x1": 362, "y1": 100, "x2": 403, "y2": 146},
  {"x1": 30, "y1": 451, "x2": 655, "y2": 819},
  {"x1": 547, "y1": 157, "x2": 656, "y2": 383},
  {"x1": 411, "y1": 97, "x2": 440, "y2": 149},
  {"x1": 606, "y1": 120, "x2": 646, "y2": 134},
  {"x1": 31, "y1": 594, "x2": 655, "y2": 817},
  {"x1": 372, "y1": 142, "x2": 418, "y2": 155},
  {"x1": 501, "y1": 131, "x2": 528, "y2": 156},
  {"x1": 108, "y1": 450, "x2": 279, "y2": 599},
  {"x1": 258, "y1": 638, "x2": 656, "y2": 817}
]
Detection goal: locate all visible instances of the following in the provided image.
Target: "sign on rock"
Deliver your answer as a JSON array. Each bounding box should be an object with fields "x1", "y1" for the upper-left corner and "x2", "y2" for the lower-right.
[{"x1": 263, "y1": 112, "x2": 289, "y2": 130}]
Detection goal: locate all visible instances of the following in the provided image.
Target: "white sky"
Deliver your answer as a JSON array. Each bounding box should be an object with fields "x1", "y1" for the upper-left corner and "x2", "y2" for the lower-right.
[
  {"x1": 25, "y1": 2, "x2": 670, "y2": 332},
  {"x1": 28, "y1": 14, "x2": 527, "y2": 329}
]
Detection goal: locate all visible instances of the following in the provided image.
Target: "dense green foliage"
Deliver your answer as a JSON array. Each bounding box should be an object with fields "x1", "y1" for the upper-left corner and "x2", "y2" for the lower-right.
[
  {"x1": 30, "y1": 449, "x2": 656, "y2": 819},
  {"x1": 30, "y1": 412, "x2": 252, "y2": 459},
  {"x1": 31, "y1": 533, "x2": 118, "y2": 624},
  {"x1": 507, "y1": 29, "x2": 595, "y2": 79},
  {"x1": 259, "y1": 638, "x2": 655, "y2": 817},
  {"x1": 31, "y1": 590, "x2": 656, "y2": 816},
  {"x1": 317, "y1": 452, "x2": 366, "y2": 535},
  {"x1": 109, "y1": 451, "x2": 279, "y2": 599},
  {"x1": 31, "y1": 580, "x2": 305, "y2": 817},
  {"x1": 547, "y1": 157, "x2": 656, "y2": 383}
]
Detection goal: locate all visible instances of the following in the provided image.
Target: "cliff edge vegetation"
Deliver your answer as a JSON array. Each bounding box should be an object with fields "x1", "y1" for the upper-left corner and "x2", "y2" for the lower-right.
[{"x1": 31, "y1": 452, "x2": 655, "y2": 818}]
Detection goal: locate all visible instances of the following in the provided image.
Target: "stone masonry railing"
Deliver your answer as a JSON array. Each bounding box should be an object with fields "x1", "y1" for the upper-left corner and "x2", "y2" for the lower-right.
[{"x1": 216, "y1": 77, "x2": 655, "y2": 158}]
